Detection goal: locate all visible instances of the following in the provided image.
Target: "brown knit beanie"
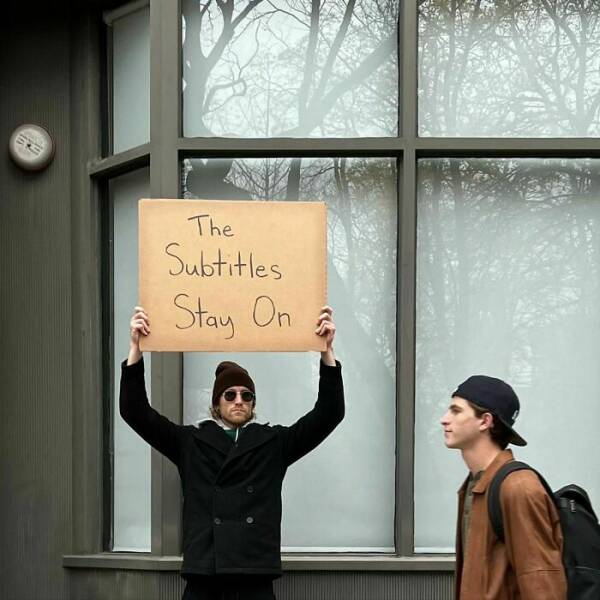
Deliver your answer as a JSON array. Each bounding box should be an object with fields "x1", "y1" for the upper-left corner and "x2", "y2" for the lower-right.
[{"x1": 212, "y1": 361, "x2": 255, "y2": 406}]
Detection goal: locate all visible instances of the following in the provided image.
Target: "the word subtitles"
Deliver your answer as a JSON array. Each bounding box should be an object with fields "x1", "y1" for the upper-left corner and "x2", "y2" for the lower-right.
[{"x1": 164, "y1": 214, "x2": 282, "y2": 280}]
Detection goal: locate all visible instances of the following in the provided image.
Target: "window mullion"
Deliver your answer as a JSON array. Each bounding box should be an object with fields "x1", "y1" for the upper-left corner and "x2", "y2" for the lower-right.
[
  {"x1": 397, "y1": 151, "x2": 417, "y2": 556},
  {"x1": 149, "y1": 0, "x2": 182, "y2": 557},
  {"x1": 396, "y1": 0, "x2": 418, "y2": 557}
]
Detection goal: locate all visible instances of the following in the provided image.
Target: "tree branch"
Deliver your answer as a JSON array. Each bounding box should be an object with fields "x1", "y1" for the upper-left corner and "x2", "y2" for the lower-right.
[
  {"x1": 313, "y1": 0, "x2": 356, "y2": 103},
  {"x1": 290, "y1": 30, "x2": 395, "y2": 135},
  {"x1": 298, "y1": 0, "x2": 321, "y2": 121}
]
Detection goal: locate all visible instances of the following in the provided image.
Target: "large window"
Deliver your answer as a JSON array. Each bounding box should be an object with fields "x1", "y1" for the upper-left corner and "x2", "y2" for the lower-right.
[
  {"x1": 96, "y1": 0, "x2": 600, "y2": 561},
  {"x1": 182, "y1": 158, "x2": 397, "y2": 551},
  {"x1": 110, "y1": 168, "x2": 152, "y2": 551},
  {"x1": 419, "y1": 1, "x2": 600, "y2": 137},
  {"x1": 415, "y1": 158, "x2": 600, "y2": 551},
  {"x1": 103, "y1": 2, "x2": 152, "y2": 552},
  {"x1": 182, "y1": 0, "x2": 399, "y2": 138}
]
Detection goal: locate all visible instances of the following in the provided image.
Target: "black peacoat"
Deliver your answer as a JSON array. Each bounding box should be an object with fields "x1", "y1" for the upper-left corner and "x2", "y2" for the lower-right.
[{"x1": 119, "y1": 358, "x2": 345, "y2": 578}]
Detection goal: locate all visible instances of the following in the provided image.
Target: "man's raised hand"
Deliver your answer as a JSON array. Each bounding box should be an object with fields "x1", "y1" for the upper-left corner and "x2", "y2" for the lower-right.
[
  {"x1": 316, "y1": 306, "x2": 336, "y2": 366},
  {"x1": 128, "y1": 306, "x2": 150, "y2": 365}
]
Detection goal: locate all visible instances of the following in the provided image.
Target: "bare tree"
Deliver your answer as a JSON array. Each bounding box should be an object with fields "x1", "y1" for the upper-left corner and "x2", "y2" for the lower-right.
[
  {"x1": 183, "y1": 0, "x2": 266, "y2": 135},
  {"x1": 419, "y1": 0, "x2": 600, "y2": 136}
]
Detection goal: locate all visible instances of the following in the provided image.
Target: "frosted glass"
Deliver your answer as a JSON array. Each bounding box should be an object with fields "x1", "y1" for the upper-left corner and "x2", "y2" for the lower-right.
[
  {"x1": 419, "y1": 1, "x2": 600, "y2": 137},
  {"x1": 182, "y1": 157, "x2": 397, "y2": 550},
  {"x1": 182, "y1": 1, "x2": 398, "y2": 138},
  {"x1": 415, "y1": 158, "x2": 600, "y2": 552},
  {"x1": 112, "y1": 7, "x2": 150, "y2": 152},
  {"x1": 111, "y1": 168, "x2": 151, "y2": 551}
]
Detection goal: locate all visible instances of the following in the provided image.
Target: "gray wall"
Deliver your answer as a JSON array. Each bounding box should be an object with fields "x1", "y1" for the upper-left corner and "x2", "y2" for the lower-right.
[
  {"x1": 1, "y1": 6, "x2": 73, "y2": 600},
  {"x1": 70, "y1": 571, "x2": 453, "y2": 600},
  {"x1": 0, "y1": 4, "x2": 453, "y2": 599}
]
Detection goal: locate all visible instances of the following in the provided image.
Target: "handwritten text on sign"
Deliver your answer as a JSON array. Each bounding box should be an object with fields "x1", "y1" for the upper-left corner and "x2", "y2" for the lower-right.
[{"x1": 139, "y1": 199, "x2": 327, "y2": 352}]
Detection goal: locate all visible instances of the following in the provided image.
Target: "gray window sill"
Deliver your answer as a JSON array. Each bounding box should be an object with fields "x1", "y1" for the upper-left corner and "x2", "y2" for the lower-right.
[{"x1": 63, "y1": 553, "x2": 455, "y2": 572}]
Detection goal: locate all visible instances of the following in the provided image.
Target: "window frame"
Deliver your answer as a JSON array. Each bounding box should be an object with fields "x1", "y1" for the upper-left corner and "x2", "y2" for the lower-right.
[{"x1": 63, "y1": 0, "x2": 600, "y2": 572}]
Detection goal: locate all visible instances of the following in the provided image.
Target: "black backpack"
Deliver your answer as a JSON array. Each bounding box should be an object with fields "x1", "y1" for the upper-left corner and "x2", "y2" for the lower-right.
[{"x1": 488, "y1": 461, "x2": 600, "y2": 600}]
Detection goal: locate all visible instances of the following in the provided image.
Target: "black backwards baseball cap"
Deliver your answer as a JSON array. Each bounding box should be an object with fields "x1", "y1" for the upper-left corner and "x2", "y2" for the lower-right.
[{"x1": 452, "y1": 375, "x2": 527, "y2": 446}]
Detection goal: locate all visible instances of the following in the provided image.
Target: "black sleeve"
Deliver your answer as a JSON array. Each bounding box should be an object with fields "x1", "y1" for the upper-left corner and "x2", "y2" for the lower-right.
[
  {"x1": 119, "y1": 358, "x2": 184, "y2": 467},
  {"x1": 282, "y1": 360, "x2": 345, "y2": 466}
]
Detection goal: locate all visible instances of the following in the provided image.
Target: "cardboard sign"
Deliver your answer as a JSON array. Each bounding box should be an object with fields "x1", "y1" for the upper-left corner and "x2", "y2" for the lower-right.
[{"x1": 138, "y1": 199, "x2": 327, "y2": 352}]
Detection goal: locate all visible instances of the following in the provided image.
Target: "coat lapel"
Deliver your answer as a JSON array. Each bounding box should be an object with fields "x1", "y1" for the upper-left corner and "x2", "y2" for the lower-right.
[
  {"x1": 192, "y1": 421, "x2": 234, "y2": 456},
  {"x1": 221, "y1": 423, "x2": 276, "y2": 468}
]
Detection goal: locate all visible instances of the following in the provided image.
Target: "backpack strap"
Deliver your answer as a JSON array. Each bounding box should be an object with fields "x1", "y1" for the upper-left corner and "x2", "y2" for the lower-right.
[{"x1": 487, "y1": 461, "x2": 556, "y2": 543}]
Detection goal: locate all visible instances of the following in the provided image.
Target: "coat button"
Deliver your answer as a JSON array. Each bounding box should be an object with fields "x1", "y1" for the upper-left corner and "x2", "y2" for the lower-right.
[
  {"x1": 214, "y1": 517, "x2": 222, "y2": 525},
  {"x1": 246, "y1": 485, "x2": 254, "y2": 493},
  {"x1": 246, "y1": 516, "x2": 254, "y2": 524}
]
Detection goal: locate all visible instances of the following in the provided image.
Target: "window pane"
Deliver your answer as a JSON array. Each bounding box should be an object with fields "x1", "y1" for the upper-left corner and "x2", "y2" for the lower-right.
[
  {"x1": 111, "y1": 168, "x2": 151, "y2": 551},
  {"x1": 112, "y1": 6, "x2": 150, "y2": 152},
  {"x1": 182, "y1": 157, "x2": 397, "y2": 551},
  {"x1": 415, "y1": 158, "x2": 600, "y2": 552},
  {"x1": 419, "y1": 1, "x2": 600, "y2": 137},
  {"x1": 182, "y1": 1, "x2": 399, "y2": 138}
]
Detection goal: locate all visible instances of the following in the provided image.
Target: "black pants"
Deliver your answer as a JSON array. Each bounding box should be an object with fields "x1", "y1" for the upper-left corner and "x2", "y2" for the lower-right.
[{"x1": 182, "y1": 575, "x2": 276, "y2": 600}]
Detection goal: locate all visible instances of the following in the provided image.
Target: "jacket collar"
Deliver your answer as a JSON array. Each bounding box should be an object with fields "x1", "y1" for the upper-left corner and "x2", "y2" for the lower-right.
[
  {"x1": 192, "y1": 421, "x2": 233, "y2": 455},
  {"x1": 458, "y1": 449, "x2": 514, "y2": 495},
  {"x1": 197, "y1": 416, "x2": 253, "y2": 443},
  {"x1": 197, "y1": 416, "x2": 253, "y2": 431},
  {"x1": 192, "y1": 420, "x2": 276, "y2": 462},
  {"x1": 223, "y1": 423, "x2": 276, "y2": 466}
]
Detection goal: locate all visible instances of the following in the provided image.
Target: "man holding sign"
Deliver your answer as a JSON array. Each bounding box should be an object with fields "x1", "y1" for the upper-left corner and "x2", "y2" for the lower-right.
[{"x1": 120, "y1": 305, "x2": 344, "y2": 600}]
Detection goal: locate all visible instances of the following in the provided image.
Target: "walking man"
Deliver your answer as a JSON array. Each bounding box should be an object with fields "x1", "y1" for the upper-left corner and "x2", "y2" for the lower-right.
[
  {"x1": 120, "y1": 305, "x2": 344, "y2": 600},
  {"x1": 440, "y1": 375, "x2": 567, "y2": 600}
]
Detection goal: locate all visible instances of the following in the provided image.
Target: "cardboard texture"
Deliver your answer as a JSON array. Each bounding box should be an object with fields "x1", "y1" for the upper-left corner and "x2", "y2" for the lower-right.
[{"x1": 138, "y1": 199, "x2": 327, "y2": 352}]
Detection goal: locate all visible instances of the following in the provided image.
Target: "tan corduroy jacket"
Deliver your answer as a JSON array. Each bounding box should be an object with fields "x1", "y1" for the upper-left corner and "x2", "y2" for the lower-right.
[{"x1": 455, "y1": 450, "x2": 567, "y2": 600}]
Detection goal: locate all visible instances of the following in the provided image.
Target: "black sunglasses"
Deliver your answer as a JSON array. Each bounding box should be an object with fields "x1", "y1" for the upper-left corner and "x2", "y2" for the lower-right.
[{"x1": 222, "y1": 390, "x2": 255, "y2": 403}]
